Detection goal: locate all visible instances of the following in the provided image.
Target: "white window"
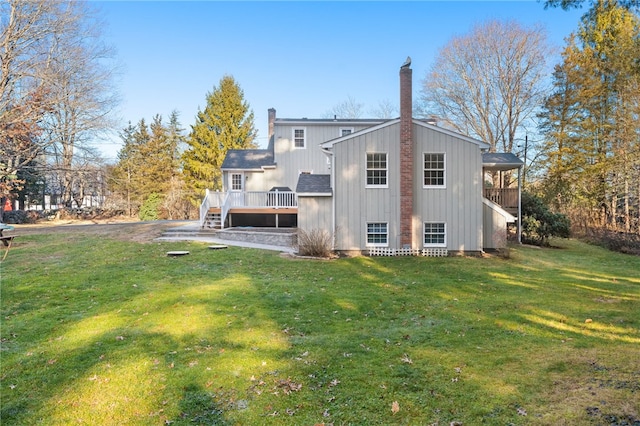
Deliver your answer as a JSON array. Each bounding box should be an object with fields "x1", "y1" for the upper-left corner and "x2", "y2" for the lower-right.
[
  {"x1": 340, "y1": 127, "x2": 354, "y2": 137},
  {"x1": 293, "y1": 128, "x2": 306, "y2": 149},
  {"x1": 367, "y1": 222, "x2": 388, "y2": 246},
  {"x1": 366, "y1": 152, "x2": 387, "y2": 187},
  {"x1": 231, "y1": 173, "x2": 243, "y2": 191},
  {"x1": 423, "y1": 153, "x2": 445, "y2": 187},
  {"x1": 424, "y1": 222, "x2": 446, "y2": 247}
]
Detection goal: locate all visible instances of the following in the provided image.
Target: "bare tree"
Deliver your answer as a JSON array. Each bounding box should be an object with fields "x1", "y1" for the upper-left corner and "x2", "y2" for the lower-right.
[
  {"x1": 0, "y1": 0, "x2": 118, "y2": 211},
  {"x1": 1, "y1": 0, "x2": 62, "y2": 211},
  {"x1": 323, "y1": 96, "x2": 365, "y2": 119},
  {"x1": 419, "y1": 20, "x2": 551, "y2": 154},
  {"x1": 368, "y1": 99, "x2": 398, "y2": 119}
]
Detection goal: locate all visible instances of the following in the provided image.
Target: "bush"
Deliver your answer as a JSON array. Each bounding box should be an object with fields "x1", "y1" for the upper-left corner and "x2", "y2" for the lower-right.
[
  {"x1": 521, "y1": 192, "x2": 570, "y2": 246},
  {"x1": 297, "y1": 228, "x2": 333, "y2": 257},
  {"x1": 138, "y1": 193, "x2": 163, "y2": 221},
  {"x1": 581, "y1": 228, "x2": 640, "y2": 255}
]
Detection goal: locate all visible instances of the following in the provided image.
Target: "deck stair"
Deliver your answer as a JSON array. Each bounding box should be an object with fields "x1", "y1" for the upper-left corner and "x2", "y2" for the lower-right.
[{"x1": 204, "y1": 211, "x2": 222, "y2": 229}]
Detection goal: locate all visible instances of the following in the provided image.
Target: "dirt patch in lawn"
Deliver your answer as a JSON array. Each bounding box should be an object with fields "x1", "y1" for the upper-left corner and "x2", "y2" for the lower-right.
[{"x1": 9, "y1": 219, "x2": 193, "y2": 243}]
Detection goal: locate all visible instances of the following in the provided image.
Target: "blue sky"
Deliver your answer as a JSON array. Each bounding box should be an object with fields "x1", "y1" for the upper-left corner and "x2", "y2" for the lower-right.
[{"x1": 96, "y1": 1, "x2": 586, "y2": 161}]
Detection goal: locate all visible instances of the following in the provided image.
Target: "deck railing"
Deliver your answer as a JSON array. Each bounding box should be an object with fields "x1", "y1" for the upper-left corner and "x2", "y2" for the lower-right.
[
  {"x1": 484, "y1": 188, "x2": 518, "y2": 210},
  {"x1": 204, "y1": 190, "x2": 297, "y2": 208},
  {"x1": 200, "y1": 190, "x2": 298, "y2": 228}
]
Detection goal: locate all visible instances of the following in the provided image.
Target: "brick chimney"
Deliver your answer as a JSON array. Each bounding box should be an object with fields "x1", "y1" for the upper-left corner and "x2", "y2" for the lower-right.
[{"x1": 399, "y1": 59, "x2": 413, "y2": 248}]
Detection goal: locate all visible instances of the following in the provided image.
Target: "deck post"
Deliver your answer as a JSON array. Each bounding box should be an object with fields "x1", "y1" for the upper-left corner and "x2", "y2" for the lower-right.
[{"x1": 517, "y1": 166, "x2": 522, "y2": 244}]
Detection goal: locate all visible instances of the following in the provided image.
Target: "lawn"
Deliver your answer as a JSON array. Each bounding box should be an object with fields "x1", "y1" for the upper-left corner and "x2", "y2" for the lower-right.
[{"x1": 1, "y1": 230, "x2": 639, "y2": 425}]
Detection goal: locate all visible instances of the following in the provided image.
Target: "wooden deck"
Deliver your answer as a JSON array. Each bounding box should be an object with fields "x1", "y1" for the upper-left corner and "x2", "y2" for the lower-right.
[{"x1": 484, "y1": 188, "x2": 519, "y2": 214}]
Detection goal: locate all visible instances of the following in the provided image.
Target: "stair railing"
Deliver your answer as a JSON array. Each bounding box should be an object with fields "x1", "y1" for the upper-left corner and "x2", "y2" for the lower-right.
[
  {"x1": 199, "y1": 189, "x2": 211, "y2": 228},
  {"x1": 220, "y1": 192, "x2": 232, "y2": 229}
]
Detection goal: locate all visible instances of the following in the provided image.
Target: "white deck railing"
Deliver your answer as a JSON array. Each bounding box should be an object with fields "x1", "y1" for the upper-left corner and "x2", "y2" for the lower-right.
[{"x1": 200, "y1": 190, "x2": 298, "y2": 228}]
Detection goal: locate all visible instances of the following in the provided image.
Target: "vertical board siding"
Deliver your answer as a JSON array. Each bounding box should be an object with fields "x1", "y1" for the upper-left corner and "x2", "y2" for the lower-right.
[
  {"x1": 298, "y1": 197, "x2": 332, "y2": 232},
  {"x1": 414, "y1": 124, "x2": 483, "y2": 252},
  {"x1": 482, "y1": 202, "x2": 508, "y2": 249},
  {"x1": 334, "y1": 123, "x2": 401, "y2": 250},
  {"x1": 266, "y1": 123, "x2": 373, "y2": 193}
]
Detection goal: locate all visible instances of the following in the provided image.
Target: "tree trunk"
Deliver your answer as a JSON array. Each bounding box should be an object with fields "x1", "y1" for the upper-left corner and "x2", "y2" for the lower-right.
[{"x1": 624, "y1": 178, "x2": 630, "y2": 232}]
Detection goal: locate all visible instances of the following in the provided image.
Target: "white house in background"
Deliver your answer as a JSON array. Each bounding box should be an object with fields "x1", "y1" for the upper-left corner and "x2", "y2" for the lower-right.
[{"x1": 199, "y1": 60, "x2": 522, "y2": 255}]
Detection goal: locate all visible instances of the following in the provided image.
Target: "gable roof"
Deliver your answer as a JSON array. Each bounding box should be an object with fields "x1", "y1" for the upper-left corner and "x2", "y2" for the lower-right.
[
  {"x1": 296, "y1": 174, "x2": 332, "y2": 196},
  {"x1": 319, "y1": 118, "x2": 490, "y2": 149},
  {"x1": 319, "y1": 119, "x2": 400, "y2": 149},
  {"x1": 482, "y1": 152, "x2": 524, "y2": 171},
  {"x1": 221, "y1": 149, "x2": 275, "y2": 171},
  {"x1": 414, "y1": 120, "x2": 490, "y2": 149}
]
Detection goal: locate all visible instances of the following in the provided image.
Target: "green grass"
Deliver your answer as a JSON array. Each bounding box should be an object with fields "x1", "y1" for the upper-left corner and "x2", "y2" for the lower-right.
[{"x1": 1, "y1": 233, "x2": 639, "y2": 425}]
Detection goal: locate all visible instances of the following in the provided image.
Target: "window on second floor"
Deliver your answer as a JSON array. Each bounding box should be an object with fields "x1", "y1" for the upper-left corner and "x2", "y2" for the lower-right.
[
  {"x1": 293, "y1": 128, "x2": 306, "y2": 149},
  {"x1": 366, "y1": 152, "x2": 387, "y2": 187},
  {"x1": 340, "y1": 127, "x2": 354, "y2": 137},
  {"x1": 423, "y1": 153, "x2": 445, "y2": 187}
]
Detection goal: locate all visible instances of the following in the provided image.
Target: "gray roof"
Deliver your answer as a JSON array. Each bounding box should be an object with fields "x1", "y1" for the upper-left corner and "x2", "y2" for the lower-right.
[
  {"x1": 221, "y1": 149, "x2": 275, "y2": 170},
  {"x1": 276, "y1": 118, "x2": 384, "y2": 125},
  {"x1": 296, "y1": 174, "x2": 332, "y2": 196},
  {"x1": 482, "y1": 152, "x2": 524, "y2": 170}
]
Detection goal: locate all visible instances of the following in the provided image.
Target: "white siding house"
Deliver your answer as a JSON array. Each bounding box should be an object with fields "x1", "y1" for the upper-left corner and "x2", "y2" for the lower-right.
[{"x1": 202, "y1": 60, "x2": 523, "y2": 255}]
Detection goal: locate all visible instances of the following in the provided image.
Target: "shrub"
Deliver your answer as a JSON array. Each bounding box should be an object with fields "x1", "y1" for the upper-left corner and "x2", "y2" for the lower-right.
[
  {"x1": 297, "y1": 228, "x2": 333, "y2": 257},
  {"x1": 521, "y1": 191, "x2": 571, "y2": 246},
  {"x1": 581, "y1": 228, "x2": 640, "y2": 256},
  {"x1": 138, "y1": 193, "x2": 163, "y2": 221}
]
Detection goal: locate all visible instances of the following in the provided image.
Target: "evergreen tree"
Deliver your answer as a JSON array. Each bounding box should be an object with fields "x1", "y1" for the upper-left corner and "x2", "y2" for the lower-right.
[
  {"x1": 109, "y1": 122, "x2": 140, "y2": 215},
  {"x1": 109, "y1": 114, "x2": 186, "y2": 217},
  {"x1": 538, "y1": 0, "x2": 640, "y2": 231},
  {"x1": 182, "y1": 75, "x2": 256, "y2": 200}
]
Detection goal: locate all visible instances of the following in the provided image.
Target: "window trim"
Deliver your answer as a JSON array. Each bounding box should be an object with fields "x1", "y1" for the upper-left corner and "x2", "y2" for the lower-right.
[
  {"x1": 339, "y1": 127, "x2": 354, "y2": 137},
  {"x1": 423, "y1": 222, "x2": 447, "y2": 247},
  {"x1": 366, "y1": 222, "x2": 389, "y2": 247},
  {"x1": 423, "y1": 152, "x2": 446, "y2": 188},
  {"x1": 293, "y1": 127, "x2": 306, "y2": 149},
  {"x1": 365, "y1": 152, "x2": 388, "y2": 188},
  {"x1": 230, "y1": 172, "x2": 244, "y2": 191}
]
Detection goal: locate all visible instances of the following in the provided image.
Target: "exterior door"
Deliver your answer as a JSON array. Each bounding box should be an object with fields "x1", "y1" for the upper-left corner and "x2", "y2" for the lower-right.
[{"x1": 229, "y1": 172, "x2": 245, "y2": 206}]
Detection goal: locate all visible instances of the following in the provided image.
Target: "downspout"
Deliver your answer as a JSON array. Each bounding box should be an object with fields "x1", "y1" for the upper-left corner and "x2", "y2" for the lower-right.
[{"x1": 321, "y1": 147, "x2": 336, "y2": 251}]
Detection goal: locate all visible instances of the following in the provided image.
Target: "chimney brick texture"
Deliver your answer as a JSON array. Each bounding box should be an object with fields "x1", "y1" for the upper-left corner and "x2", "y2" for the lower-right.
[{"x1": 400, "y1": 66, "x2": 413, "y2": 248}]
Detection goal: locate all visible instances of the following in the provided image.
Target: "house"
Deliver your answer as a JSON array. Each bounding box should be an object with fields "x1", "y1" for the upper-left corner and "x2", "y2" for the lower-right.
[{"x1": 200, "y1": 60, "x2": 523, "y2": 255}]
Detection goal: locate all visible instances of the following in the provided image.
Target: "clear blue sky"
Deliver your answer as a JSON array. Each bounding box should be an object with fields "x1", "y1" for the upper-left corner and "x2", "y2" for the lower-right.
[{"x1": 95, "y1": 1, "x2": 586, "y2": 162}]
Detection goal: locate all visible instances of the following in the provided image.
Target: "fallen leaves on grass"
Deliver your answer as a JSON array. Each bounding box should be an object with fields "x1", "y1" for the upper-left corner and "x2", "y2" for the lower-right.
[
  {"x1": 392, "y1": 400, "x2": 400, "y2": 415},
  {"x1": 401, "y1": 354, "x2": 413, "y2": 364},
  {"x1": 276, "y1": 378, "x2": 302, "y2": 395}
]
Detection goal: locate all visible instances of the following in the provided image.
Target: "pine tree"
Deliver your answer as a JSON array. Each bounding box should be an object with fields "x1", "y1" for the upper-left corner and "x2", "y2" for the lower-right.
[
  {"x1": 182, "y1": 75, "x2": 256, "y2": 200},
  {"x1": 538, "y1": 0, "x2": 640, "y2": 231},
  {"x1": 109, "y1": 115, "x2": 186, "y2": 217}
]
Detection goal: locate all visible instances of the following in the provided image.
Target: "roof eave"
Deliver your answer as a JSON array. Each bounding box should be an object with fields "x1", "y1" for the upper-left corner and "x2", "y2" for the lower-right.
[{"x1": 297, "y1": 192, "x2": 333, "y2": 197}]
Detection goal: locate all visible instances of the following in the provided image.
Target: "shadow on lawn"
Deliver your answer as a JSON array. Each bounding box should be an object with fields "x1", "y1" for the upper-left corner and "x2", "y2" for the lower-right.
[
  {"x1": 171, "y1": 384, "x2": 230, "y2": 426},
  {"x1": 3, "y1": 237, "x2": 639, "y2": 425}
]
